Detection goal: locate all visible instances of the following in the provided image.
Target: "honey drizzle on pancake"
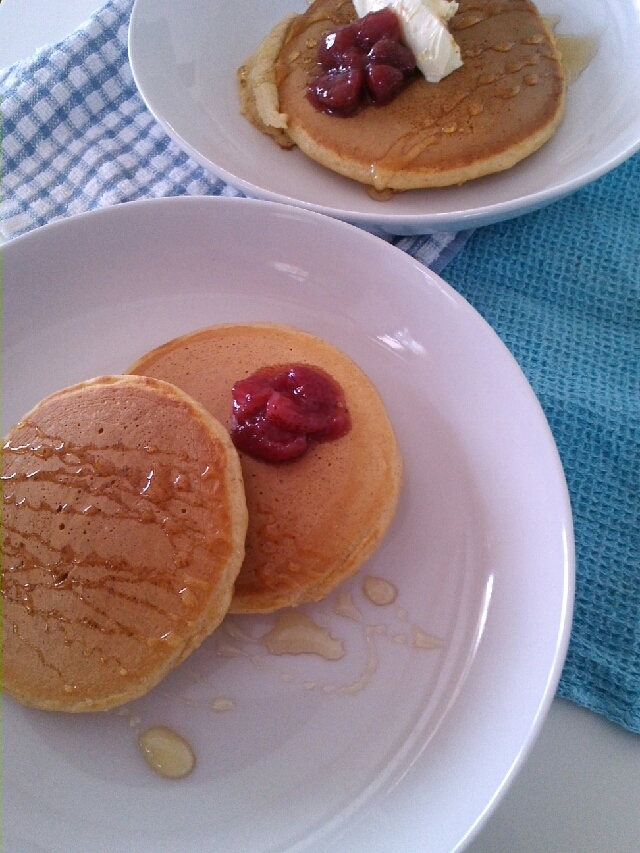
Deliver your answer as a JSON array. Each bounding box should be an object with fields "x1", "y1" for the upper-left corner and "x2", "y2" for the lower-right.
[
  {"x1": 2, "y1": 420, "x2": 228, "y2": 688},
  {"x1": 275, "y1": 0, "x2": 568, "y2": 191},
  {"x1": 380, "y1": 9, "x2": 598, "y2": 177},
  {"x1": 367, "y1": 2, "x2": 555, "y2": 188},
  {"x1": 364, "y1": 27, "x2": 597, "y2": 199}
]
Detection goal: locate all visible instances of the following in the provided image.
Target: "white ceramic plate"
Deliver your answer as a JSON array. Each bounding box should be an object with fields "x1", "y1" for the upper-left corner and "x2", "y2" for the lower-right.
[
  {"x1": 127, "y1": 0, "x2": 640, "y2": 235},
  {"x1": 2, "y1": 197, "x2": 573, "y2": 853}
]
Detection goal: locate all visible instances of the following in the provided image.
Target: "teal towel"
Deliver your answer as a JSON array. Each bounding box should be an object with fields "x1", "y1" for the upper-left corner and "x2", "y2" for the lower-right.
[{"x1": 443, "y1": 151, "x2": 640, "y2": 733}]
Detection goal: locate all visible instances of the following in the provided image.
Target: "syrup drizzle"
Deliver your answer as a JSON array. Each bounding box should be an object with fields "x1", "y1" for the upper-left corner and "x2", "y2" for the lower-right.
[
  {"x1": 127, "y1": 575, "x2": 444, "y2": 777},
  {"x1": 363, "y1": 8, "x2": 598, "y2": 196},
  {"x1": 333, "y1": 588, "x2": 364, "y2": 622},
  {"x1": 212, "y1": 576, "x2": 443, "y2": 699},
  {"x1": 2, "y1": 419, "x2": 229, "y2": 696},
  {"x1": 555, "y1": 34, "x2": 599, "y2": 85},
  {"x1": 260, "y1": 611, "x2": 345, "y2": 660},
  {"x1": 362, "y1": 576, "x2": 398, "y2": 606}
]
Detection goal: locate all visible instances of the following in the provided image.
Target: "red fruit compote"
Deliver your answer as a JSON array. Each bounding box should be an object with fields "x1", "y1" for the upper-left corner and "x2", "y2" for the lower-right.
[{"x1": 231, "y1": 364, "x2": 351, "y2": 462}]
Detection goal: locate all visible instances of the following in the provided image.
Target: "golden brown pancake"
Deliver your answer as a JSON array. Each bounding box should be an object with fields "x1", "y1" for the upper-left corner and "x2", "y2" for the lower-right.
[
  {"x1": 128, "y1": 324, "x2": 402, "y2": 614},
  {"x1": 1, "y1": 375, "x2": 247, "y2": 712},
  {"x1": 239, "y1": 0, "x2": 566, "y2": 190}
]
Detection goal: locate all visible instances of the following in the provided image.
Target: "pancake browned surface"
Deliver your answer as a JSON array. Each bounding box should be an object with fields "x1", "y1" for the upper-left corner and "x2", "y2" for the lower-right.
[
  {"x1": 241, "y1": 0, "x2": 566, "y2": 190},
  {"x1": 1, "y1": 375, "x2": 247, "y2": 712},
  {"x1": 128, "y1": 324, "x2": 402, "y2": 614}
]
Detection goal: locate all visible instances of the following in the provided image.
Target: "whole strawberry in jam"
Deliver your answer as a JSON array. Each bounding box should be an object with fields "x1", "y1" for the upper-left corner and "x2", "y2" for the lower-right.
[
  {"x1": 231, "y1": 364, "x2": 351, "y2": 462},
  {"x1": 308, "y1": 8, "x2": 416, "y2": 116}
]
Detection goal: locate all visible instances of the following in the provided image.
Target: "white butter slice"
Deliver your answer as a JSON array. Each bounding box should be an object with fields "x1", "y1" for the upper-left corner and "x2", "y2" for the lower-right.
[{"x1": 353, "y1": 0, "x2": 463, "y2": 82}]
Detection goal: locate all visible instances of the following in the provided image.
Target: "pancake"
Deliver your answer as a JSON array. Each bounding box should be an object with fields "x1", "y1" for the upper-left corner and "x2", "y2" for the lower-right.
[
  {"x1": 239, "y1": 0, "x2": 566, "y2": 190},
  {"x1": 1, "y1": 375, "x2": 248, "y2": 712},
  {"x1": 128, "y1": 324, "x2": 402, "y2": 614}
]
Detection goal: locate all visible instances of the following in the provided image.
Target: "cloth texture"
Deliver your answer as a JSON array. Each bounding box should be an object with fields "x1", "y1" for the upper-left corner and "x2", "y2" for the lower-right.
[
  {"x1": 1, "y1": 0, "x2": 639, "y2": 734},
  {"x1": 444, "y1": 150, "x2": 640, "y2": 734},
  {"x1": 0, "y1": 0, "x2": 463, "y2": 271}
]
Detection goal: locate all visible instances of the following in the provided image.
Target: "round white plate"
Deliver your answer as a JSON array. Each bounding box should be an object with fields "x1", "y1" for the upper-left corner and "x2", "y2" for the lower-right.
[
  {"x1": 127, "y1": 0, "x2": 640, "y2": 235},
  {"x1": 2, "y1": 197, "x2": 573, "y2": 853}
]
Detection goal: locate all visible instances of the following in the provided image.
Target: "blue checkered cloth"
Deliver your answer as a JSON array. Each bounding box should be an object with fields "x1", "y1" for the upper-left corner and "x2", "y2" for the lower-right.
[{"x1": 0, "y1": 0, "x2": 468, "y2": 271}]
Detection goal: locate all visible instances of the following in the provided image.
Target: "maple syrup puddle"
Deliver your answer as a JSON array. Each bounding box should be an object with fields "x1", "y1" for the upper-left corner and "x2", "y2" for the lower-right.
[
  {"x1": 366, "y1": 186, "x2": 396, "y2": 202},
  {"x1": 260, "y1": 611, "x2": 345, "y2": 660},
  {"x1": 215, "y1": 575, "x2": 442, "y2": 689},
  {"x1": 138, "y1": 726, "x2": 195, "y2": 779},
  {"x1": 363, "y1": 576, "x2": 398, "y2": 606},
  {"x1": 335, "y1": 625, "x2": 381, "y2": 695},
  {"x1": 333, "y1": 588, "x2": 364, "y2": 622},
  {"x1": 131, "y1": 574, "x2": 446, "y2": 777},
  {"x1": 411, "y1": 625, "x2": 445, "y2": 650},
  {"x1": 543, "y1": 15, "x2": 599, "y2": 85},
  {"x1": 555, "y1": 34, "x2": 599, "y2": 85}
]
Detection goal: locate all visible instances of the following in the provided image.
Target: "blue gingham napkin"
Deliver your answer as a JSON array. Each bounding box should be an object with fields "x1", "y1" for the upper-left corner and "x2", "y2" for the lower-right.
[
  {"x1": 0, "y1": 0, "x2": 468, "y2": 271},
  {"x1": 444, "y1": 150, "x2": 640, "y2": 734}
]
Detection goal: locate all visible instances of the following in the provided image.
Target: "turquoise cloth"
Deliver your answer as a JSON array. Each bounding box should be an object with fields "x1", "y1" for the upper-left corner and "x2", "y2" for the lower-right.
[{"x1": 443, "y1": 151, "x2": 640, "y2": 734}]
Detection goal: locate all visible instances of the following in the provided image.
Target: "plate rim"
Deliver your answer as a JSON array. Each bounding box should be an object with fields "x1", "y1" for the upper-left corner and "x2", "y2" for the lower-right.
[{"x1": 2, "y1": 195, "x2": 575, "y2": 853}]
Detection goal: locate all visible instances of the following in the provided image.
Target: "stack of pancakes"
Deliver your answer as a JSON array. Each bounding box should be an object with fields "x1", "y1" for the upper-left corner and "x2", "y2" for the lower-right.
[
  {"x1": 2, "y1": 325, "x2": 402, "y2": 711},
  {"x1": 238, "y1": 0, "x2": 566, "y2": 190}
]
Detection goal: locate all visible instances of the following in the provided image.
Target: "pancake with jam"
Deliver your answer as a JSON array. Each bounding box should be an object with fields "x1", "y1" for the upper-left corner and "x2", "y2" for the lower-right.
[
  {"x1": 1, "y1": 375, "x2": 247, "y2": 712},
  {"x1": 128, "y1": 324, "x2": 402, "y2": 614},
  {"x1": 239, "y1": 0, "x2": 566, "y2": 190}
]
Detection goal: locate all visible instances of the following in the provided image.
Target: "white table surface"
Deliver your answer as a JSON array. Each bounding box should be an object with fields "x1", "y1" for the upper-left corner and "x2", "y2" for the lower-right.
[{"x1": 2, "y1": 1, "x2": 640, "y2": 851}]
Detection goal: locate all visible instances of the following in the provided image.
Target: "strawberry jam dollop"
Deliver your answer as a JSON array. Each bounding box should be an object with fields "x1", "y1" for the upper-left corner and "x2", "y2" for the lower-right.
[
  {"x1": 231, "y1": 364, "x2": 351, "y2": 463},
  {"x1": 308, "y1": 9, "x2": 417, "y2": 116}
]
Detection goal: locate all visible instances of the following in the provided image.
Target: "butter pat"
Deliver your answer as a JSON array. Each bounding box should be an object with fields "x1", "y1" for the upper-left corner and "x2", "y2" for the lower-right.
[{"x1": 353, "y1": 0, "x2": 462, "y2": 82}]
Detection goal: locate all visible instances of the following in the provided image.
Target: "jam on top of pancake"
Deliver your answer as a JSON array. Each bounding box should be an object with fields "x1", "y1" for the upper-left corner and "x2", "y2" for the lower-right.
[
  {"x1": 308, "y1": 9, "x2": 417, "y2": 115},
  {"x1": 231, "y1": 364, "x2": 351, "y2": 462}
]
